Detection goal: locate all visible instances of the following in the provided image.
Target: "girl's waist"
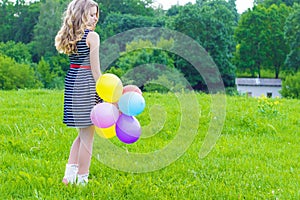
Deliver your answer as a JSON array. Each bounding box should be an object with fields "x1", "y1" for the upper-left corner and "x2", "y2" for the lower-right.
[{"x1": 70, "y1": 64, "x2": 91, "y2": 70}]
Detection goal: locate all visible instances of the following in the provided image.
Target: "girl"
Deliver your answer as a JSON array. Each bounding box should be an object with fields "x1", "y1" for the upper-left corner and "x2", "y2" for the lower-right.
[{"x1": 55, "y1": 0, "x2": 101, "y2": 186}]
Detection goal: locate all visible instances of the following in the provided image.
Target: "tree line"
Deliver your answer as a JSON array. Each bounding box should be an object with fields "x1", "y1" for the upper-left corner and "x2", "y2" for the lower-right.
[{"x1": 0, "y1": 0, "x2": 299, "y2": 98}]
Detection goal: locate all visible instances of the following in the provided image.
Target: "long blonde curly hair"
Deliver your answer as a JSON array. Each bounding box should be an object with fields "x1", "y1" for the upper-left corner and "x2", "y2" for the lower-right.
[{"x1": 55, "y1": 0, "x2": 99, "y2": 55}]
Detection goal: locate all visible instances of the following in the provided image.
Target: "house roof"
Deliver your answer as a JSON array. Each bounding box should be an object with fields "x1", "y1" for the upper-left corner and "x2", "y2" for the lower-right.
[{"x1": 236, "y1": 78, "x2": 282, "y2": 86}]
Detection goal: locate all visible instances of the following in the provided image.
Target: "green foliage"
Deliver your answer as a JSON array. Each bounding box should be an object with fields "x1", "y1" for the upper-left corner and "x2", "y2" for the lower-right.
[
  {"x1": 0, "y1": 0, "x2": 41, "y2": 43},
  {"x1": 235, "y1": 3, "x2": 292, "y2": 78},
  {"x1": 105, "y1": 66, "x2": 125, "y2": 78},
  {"x1": 225, "y1": 87, "x2": 239, "y2": 96},
  {"x1": 259, "y1": 0, "x2": 300, "y2": 7},
  {"x1": 166, "y1": 5, "x2": 182, "y2": 16},
  {"x1": 143, "y1": 82, "x2": 169, "y2": 93},
  {"x1": 0, "y1": 41, "x2": 32, "y2": 63},
  {"x1": 115, "y1": 38, "x2": 175, "y2": 89},
  {"x1": 143, "y1": 71, "x2": 188, "y2": 93},
  {"x1": 284, "y1": 3, "x2": 300, "y2": 72},
  {"x1": 0, "y1": 55, "x2": 41, "y2": 89},
  {"x1": 48, "y1": 76, "x2": 64, "y2": 90},
  {"x1": 36, "y1": 56, "x2": 67, "y2": 89},
  {"x1": 47, "y1": 54, "x2": 69, "y2": 77},
  {"x1": 0, "y1": 90, "x2": 300, "y2": 198},
  {"x1": 36, "y1": 57, "x2": 53, "y2": 89},
  {"x1": 32, "y1": 0, "x2": 66, "y2": 60},
  {"x1": 0, "y1": 0, "x2": 16, "y2": 42},
  {"x1": 171, "y1": 2, "x2": 237, "y2": 88},
  {"x1": 13, "y1": 1, "x2": 41, "y2": 44},
  {"x1": 98, "y1": 0, "x2": 155, "y2": 21},
  {"x1": 234, "y1": 5, "x2": 269, "y2": 78},
  {"x1": 262, "y1": 4, "x2": 291, "y2": 78},
  {"x1": 280, "y1": 72, "x2": 300, "y2": 98},
  {"x1": 101, "y1": 12, "x2": 165, "y2": 40}
]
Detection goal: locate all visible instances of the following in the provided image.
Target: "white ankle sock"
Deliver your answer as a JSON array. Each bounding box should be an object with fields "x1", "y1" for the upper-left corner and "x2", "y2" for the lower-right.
[
  {"x1": 63, "y1": 164, "x2": 78, "y2": 184},
  {"x1": 77, "y1": 173, "x2": 89, "y2": 186}
]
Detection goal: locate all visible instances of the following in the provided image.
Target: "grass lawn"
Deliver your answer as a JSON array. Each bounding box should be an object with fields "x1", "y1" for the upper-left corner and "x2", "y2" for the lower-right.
[{"x1": 0, "y1": 89, "x2": 299, "y2": 199}]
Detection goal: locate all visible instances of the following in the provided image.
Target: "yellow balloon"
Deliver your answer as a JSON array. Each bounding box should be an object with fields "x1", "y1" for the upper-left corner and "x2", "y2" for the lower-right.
[
  {"x1": 96, "y1": 73, "x2": 123, "y2": 103},
  {"x1": 95, "y1": 124, "x2": 116, "y2": 139}
]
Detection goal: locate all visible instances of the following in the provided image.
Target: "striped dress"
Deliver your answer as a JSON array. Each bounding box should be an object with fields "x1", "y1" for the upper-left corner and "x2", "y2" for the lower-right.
[{"x1": 63, "y1": 29, "x2": 101, "y2": 128}]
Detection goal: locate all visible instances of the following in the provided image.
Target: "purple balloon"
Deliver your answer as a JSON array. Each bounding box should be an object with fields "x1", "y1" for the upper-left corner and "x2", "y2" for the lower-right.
[
  {"x1": 116, "y1": 114, "x2": 141, "y2": 144},
  {"x1": 90, "y1": 103, "x2": 120, "y2": 128}
]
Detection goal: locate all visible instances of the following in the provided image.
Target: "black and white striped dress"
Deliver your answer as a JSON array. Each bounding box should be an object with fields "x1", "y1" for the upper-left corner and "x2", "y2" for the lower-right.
[{"x1": 63, "y1": 29, "x2": 100, "y2": 128}]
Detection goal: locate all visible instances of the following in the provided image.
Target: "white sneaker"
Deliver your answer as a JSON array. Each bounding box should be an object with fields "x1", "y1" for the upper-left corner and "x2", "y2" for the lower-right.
[
  {"x1": 62, "y1": 164, "x2": 78, "y2": 185},
  {"x1": 77, "y1": 173, "x2": 89, "y2": 186}
]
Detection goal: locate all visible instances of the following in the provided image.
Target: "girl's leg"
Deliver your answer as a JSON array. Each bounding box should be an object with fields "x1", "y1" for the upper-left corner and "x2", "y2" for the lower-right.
[
  {"x1": 62, "y1": 135, "x2": 81, "y2": 185},
  {"x1": 77, "y1": 125, "x2": 95, "y2": 185},
  {"x1": 68, "y1": 135, "x2": 80, "y2": 164}
]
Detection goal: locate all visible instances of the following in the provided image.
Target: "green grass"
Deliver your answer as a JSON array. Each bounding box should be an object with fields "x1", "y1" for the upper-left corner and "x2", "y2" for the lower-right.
[{"x1": 0, "y1": 90, "x2": 299, "y2": 199}]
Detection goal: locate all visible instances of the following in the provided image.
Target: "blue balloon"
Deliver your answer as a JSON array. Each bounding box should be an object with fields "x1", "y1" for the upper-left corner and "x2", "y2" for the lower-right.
[{"x1": 118, "y1": 92, "x2": 145, "y2": 116}]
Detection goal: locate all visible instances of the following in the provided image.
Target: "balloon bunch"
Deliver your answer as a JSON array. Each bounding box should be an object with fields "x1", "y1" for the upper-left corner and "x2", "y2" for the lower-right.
[{"x1": 90, "y1": 73, "x2": 145, "y2": 144}]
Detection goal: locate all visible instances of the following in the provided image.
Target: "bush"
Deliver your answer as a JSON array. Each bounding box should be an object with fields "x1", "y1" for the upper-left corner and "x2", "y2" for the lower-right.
[
  {"x1": 48, "y1": 76, "x2": 64, "y2": 89},
  {"x1": 0, "y1": 55, "x2": 41, "y2": 90},
  {"x1": 36, "y1": 57, "x2": 53, "y2": 88},
  {"x1": 0, "y1": 41, "x2": 32, "y2": 63},
  {"x1": 280, "y1": 72, "x2": 300, "y2": 99},
  {"x1": 226, "y1": 87, "x2": 239, "y2": 96},
  {"x1": 143, "y1": 69, "x2": 189, "y2": 93},
  {"x1": 105, "y1": 66, "x2": 125, "y2": 78},
  {"x1": 36, "y1": 56, "x2": 67, "y2": 89}
]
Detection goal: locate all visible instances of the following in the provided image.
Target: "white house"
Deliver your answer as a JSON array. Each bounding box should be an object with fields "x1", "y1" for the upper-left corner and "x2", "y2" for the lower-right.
[{"x1": 236, "y1": 78, "x2": 282, "y2": 98}]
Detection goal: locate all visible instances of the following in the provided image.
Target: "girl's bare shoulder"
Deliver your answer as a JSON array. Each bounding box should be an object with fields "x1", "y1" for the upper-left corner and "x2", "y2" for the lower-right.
[
  {"x1": 87, "y1": 31, "x2": 99, "y2": 40},
  {"x1": 86, "y1": 31, "x2": 99, "y2": 47}
]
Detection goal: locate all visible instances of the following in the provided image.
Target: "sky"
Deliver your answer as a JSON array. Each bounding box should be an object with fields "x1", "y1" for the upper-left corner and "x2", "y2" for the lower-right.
[{"x1": 153, "y1": 0, "x2": 254, "y2": 14}]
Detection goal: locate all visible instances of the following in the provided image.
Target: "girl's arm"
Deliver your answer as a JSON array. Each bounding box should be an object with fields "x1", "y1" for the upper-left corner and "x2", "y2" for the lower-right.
[{"x1": 87, "y1": 31, "x2": 101, "y2": 82}]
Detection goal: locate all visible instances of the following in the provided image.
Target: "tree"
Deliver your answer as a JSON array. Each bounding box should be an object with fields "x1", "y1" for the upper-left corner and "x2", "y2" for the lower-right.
[
  {"x1": 100, "y1": 12, "x2": 165, "y2": 40},
  {"x1": 235, "y1": 3, "x2": 291, "y2": 78},
  {"x1": 262, "y1": 4, "x2": 291, "y2": 78},
  {"x1": 97, "y1": 0, "x2": 155, "y2": 23},
  {"x1": 200, "y1": 0, "x2": 237, "y2": 87},
  {"x1": 0, "y1": 0, "x2": 15, "y2": 42},
  {"x1": 171, "y1": 1, "x2": 237, "y2": 89},
  {"x1": 13, "y1": 1, "x2": 41, "y2": 44},
  {"x1": 168, "y1": 4, "x2": 205, "y2": 89},
  {"x1": 166, "y1": 5, "x2": 182, "y2": 16},
  {"x1": 284, "y1": 3, "x2": 300, "y2": 72},
  {"x1": 0, "y1": 0, "x2": 40, "y2": 44},
  {"x1": 235, "y1": 5, "x2": 269, "y2": 77},
  {"x1": 227, "y1": 0, "x2": 239, "y2": 22},
  {"x1": 256, "y1": 0, "x2": 300, "y2": 7},
  {"x1": 32, "y1": 0, "x2": 66, "y2": 60}
]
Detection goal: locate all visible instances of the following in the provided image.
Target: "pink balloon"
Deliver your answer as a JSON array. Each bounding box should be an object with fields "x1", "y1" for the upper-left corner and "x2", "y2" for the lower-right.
[
  {"x1": 90, "y1": 103, "x2": 120, "y2": 128},
  {"x1": 122, "y1": 85, "x2": 142, "y2": 95},
  {"x1": 116, "y1": 114, "x2": 141, "y2": 144}
]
